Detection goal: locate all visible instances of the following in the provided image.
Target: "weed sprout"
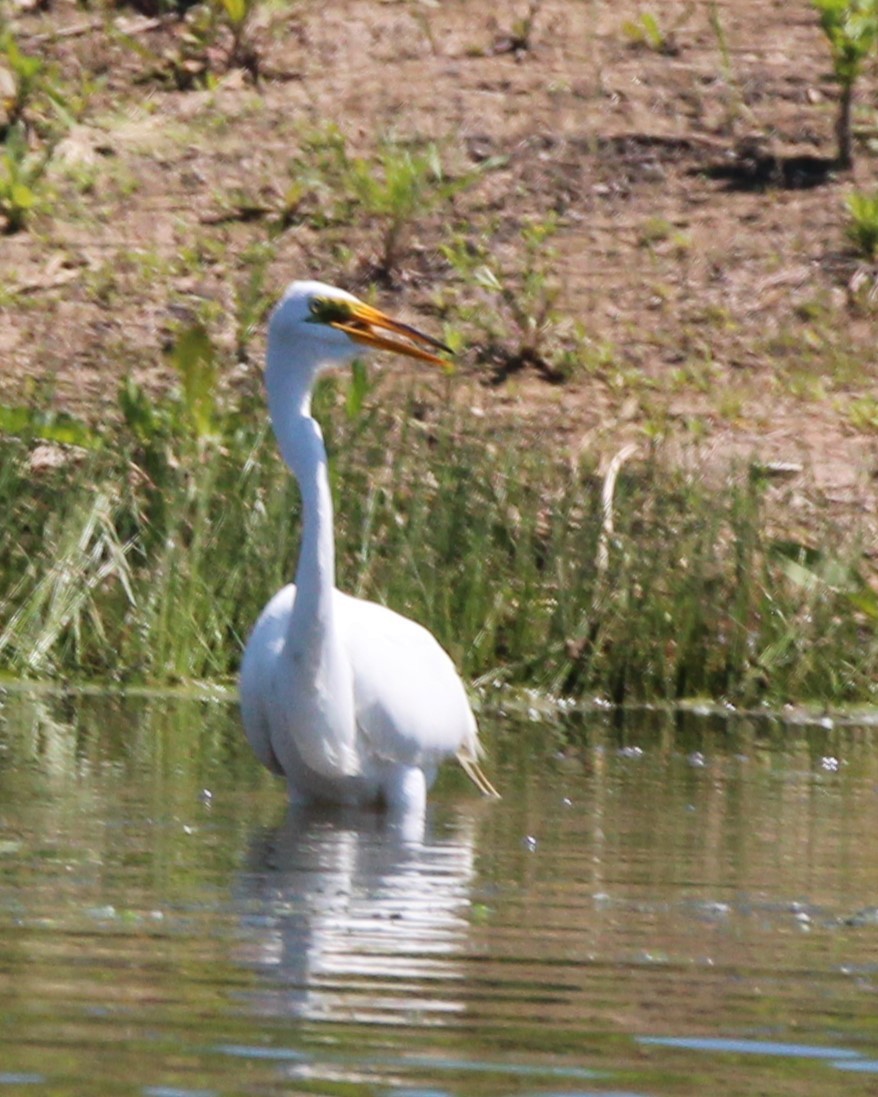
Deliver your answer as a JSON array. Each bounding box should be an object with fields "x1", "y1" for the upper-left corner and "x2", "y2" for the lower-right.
[
  {"x1": 811, "y1": 0, "x2": 878, "y2": 168},
  {"x1": 845, "y1": 188, "x2": 878, "y2": 257}
]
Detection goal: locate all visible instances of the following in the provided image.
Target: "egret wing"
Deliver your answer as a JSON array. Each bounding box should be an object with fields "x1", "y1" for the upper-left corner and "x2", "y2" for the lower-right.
[
  {"x1": 239, "y1": 584, "x2": 296, "y2": 775},
  {"x1": 336, "y1": 592, "x2": 476, "y2": 766}
]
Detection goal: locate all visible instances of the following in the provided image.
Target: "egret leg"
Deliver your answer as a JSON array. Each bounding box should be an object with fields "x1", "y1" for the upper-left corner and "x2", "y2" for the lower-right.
[{"x1": 383, "y1": 764, "x2": 427, "y2": 819}]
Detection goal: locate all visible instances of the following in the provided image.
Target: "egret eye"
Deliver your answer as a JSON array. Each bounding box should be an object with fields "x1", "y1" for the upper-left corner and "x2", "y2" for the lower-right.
[{"x1": 309, "y1": 296, "x2": 354, "y2": 325}]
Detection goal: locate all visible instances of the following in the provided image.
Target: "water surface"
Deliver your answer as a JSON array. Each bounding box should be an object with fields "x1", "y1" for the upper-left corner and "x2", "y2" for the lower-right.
[{"x1": 1, "y1": 687, "x2": 878, "y2": 1095}]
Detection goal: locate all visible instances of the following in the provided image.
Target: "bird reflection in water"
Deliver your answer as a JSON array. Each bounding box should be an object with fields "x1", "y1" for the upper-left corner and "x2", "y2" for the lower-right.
[{"x1": 236, "y1": 804, "x2": 477, "y2": 1025}]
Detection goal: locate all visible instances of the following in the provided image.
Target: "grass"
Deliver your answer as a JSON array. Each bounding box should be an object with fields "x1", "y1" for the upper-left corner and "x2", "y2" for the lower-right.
[
  {"x1": 0, "y1": 4, "x2": 877, "y2": 711},
  {"x1": 1, "y1": 362, "x2": 877, "y2": 708},
  {"x1": 0, "y1": 27, "x2": 100, "y2": 231},
  {"x1": 0, "y1": 108, "x2": 50, "y2": 233},
  {"x1": 845, "y1": 187, "x2": 878, "y2": 257},
  {"x1": 621, "y1": 10, "x2": 680, "y2": 55}
]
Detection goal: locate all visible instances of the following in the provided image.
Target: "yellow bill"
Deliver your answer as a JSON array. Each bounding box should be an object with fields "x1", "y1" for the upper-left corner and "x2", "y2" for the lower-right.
[{"x1": 313, "y1": 296, "x2": 452, "y2": 365}]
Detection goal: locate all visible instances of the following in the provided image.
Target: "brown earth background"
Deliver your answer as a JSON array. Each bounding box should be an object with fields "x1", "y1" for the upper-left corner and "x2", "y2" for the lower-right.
[{"x1": 2, "y1": 0, "x2": 878, "y2": 545}]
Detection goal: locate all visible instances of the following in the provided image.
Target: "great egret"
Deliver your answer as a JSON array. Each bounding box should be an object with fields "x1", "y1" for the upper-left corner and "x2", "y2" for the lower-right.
[{"x1": 240, "y1": 280, "x2": 499, "y2": 817}]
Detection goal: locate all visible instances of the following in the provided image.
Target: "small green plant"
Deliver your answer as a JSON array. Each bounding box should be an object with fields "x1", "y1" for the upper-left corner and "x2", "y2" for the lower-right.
[
  {"x1": 118, "y1": 319, "x2": 225, "y2": 487},
  {"x1": 171, "y1": 322, "x2": 221, "y2": 443},
  {"x1": 503, "y1": 0, "x2": 542, "y2": 52},
  {"x1": 233, "y1": 241, "x2": 275, "y2": 361},
  {"x1": 0, "y1": 123, "x2": 52, "y2": 233},
  {"x1": 848, "y1": 394, "x2": 878, "y2": 431},
  {"x1": 845, "y1": 188, "x2": 878, "y2": 257},
  {"x1": 638, "y1": 215, "x2": 674, "y2": 248},
  {"x1": 483, "y1": 1, "x2": 545, "y2": 55},
  {"x1": 0, "y1": 31, "x2": 87, "y2": 231},
  {"x1": 275, "y1": 128, "x2": 498, "y2": 262},
  {"x1": 622, "y1": 10, "x2": 676, "y2": 54},
  {"x1": 1, "y1": 29, "x2": 88, "y2": 135},
  {"x1": 811, "y1": 0, "x2": 878, "y2": 168},
  {"x1": 0, "y1": 31, "x2": 45, "y2": 130},
  {"x1": 149, "y1": 0, "x2": 262, "y2": 88},
  {"x1": 441, "y1": 216, "x2": 596, "y2": 380},
  {"x1": 707, "y1": 0, "x2": 749, "y2": 131},
  {"x1": 0, "y1": 402, "x2": 100, "y2": 449},
  {"x1": 347, "y1": 141, "x2": 462, "y2": 281},
  {"x1": 277, "y1": 122, "x2": 351, "y2": 230},
  {"x1": 214, "y1": 0, "x2": 261, "y2": 72}
]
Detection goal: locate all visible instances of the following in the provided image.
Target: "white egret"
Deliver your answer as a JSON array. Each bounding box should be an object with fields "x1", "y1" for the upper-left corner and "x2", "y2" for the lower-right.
[{"x1": 240, "y1": 280, "x2": 499, "y2": 817}]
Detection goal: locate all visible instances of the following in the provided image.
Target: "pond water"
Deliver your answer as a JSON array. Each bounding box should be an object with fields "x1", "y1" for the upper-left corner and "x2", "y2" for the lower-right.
[{"x1": 1, "y1": 686, "x2": 878, "y2": 1096}]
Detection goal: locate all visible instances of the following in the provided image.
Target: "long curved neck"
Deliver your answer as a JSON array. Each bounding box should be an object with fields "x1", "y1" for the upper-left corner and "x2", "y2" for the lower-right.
[
  {"x1": 263, "y1": 333, "x2": 359, "y2": 780},
  {"x1": 265, "y1": 343, "x2": 335, "y2": 627}
]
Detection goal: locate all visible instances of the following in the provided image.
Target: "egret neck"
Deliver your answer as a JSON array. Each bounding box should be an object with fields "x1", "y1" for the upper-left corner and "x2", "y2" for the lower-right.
[
  {"x1": 265, "y1": 338, "x2": 359, "y2": 777},
  {"x1": 266, "y1": 334, "x2": 339, "y2": 632}
]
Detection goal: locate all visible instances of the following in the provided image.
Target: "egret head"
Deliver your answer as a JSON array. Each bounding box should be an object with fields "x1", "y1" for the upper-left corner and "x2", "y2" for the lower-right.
[{"x1": 268, "y1": 280, "x2": 451, "y2": 374}]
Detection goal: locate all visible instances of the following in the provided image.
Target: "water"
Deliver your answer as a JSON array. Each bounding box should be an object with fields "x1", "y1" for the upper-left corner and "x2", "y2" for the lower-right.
[{"x1": 2, "y1": 687, "x2": 878, "y2": 1096}]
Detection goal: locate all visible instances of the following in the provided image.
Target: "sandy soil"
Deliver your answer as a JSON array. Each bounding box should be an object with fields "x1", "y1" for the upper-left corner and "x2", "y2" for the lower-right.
[{"x1": 2, "y1": 0, "x2": 878, "y2": 540}]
